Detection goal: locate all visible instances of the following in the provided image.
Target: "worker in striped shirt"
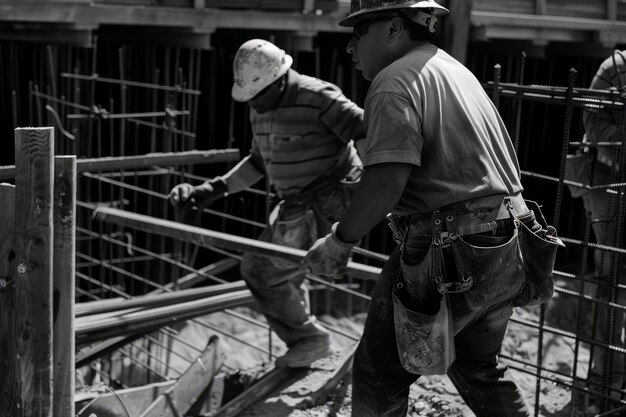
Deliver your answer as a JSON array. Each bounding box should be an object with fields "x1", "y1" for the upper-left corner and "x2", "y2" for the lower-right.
[{"x1": 169, "y1": 39, "x2": 364, "y2": 368}]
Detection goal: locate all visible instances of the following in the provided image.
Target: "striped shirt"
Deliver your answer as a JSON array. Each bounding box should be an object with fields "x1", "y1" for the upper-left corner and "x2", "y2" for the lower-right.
[
  {"x1": 249, "y1": 69, "x2": 364, "y2": 197},
  {"x1": 583, "y1": 50, "x2": 626, "y2": 169}
]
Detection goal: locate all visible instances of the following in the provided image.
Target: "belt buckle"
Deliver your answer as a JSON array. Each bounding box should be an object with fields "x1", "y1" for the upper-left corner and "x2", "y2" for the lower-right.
[{"x1": 436, "y1": 274, "x2": 473, "y2": 294}]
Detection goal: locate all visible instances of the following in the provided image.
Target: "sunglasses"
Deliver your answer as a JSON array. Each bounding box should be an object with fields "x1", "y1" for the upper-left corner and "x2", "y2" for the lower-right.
[{"x1": 353, "y1": 16, "x2": 394, "y2": 40}]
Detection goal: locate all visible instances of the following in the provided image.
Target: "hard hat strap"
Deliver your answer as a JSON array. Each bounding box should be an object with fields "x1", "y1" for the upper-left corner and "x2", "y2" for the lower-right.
[{"x1": 414, "y1": 10, "x2": 438, "y2": 33}]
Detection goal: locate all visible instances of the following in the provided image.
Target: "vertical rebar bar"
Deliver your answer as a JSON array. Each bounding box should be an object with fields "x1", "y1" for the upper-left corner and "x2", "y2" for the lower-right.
[
  {"x1": 513, "y1": 52, "x2": 526, "y2": 152},
  {"x1": 492, "y1": 63, "x2": 501, "y2": 110},
  {"x1": 600, "y1": 78, "x2": 626, "y2": 412},
  {"x1": 569, "y1": 210, "x2": 593, "y2": 417},
  {"x1": 554, "y1": 68, "x2": 577, "y2": 227},
  {"x1": 535, "y1": 67, "x2": 577, "y2": 417}
]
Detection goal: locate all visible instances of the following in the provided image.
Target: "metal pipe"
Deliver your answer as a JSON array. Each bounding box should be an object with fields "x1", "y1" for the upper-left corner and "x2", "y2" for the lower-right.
[
  {"x1": 75, "y1": 290, "x2": 253, "y2": 344},
  {"x1": 76, "y1": 281, "x2": 247, "y2": 317},
  {"x1": 94, "y1": 206, "x2": 382, "y2": 281}
]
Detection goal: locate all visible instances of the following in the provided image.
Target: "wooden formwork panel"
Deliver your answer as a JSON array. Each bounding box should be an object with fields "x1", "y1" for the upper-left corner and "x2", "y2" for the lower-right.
[
  {"x1": 473, "y1": 0, "x2": 616, "y2": 19},
  {"x1": 472, "y1": 0, "x2": 537, "y2": 15},
  {"x1": 93, "y1": 0, "x2": 340, "y2": 12},
  {"x1": 545, "y1": 0, "x2": 609, "y2": 19}
]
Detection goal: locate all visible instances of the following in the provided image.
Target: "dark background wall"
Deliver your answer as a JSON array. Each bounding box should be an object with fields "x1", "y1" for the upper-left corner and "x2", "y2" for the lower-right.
[{"x1": 0, "y1": 28, "x2": 620, "y2": 259}]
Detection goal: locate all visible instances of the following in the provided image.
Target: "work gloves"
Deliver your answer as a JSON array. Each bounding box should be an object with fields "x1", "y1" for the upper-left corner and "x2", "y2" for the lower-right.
[
  {"x1": 302, "y1": 223, "x2": 357, "y2": 279},
  {"x1": 168, "y1": 177, "x2": 228, "y2": 210}
]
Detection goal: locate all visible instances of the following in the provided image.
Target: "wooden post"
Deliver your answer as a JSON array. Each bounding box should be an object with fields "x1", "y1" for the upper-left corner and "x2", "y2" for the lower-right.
[
  {"x1": 442, "y1": 0, "x2": 472, "y2": 64},
  {"x1": 607, "y1": 0, "x2": 617, "y2": 21},
  {"x1": 13, "y1": 127, "x2": 55, "y2": 417},
  {"x1": 535, "y1": 0, "x2": 546, "y2": 15},
  {"x1": 0, "y1": 183, "x2": 18, "y2": 416},
  {"x1": 52, "y1": 156, "x2": 76, "y2": 417}
]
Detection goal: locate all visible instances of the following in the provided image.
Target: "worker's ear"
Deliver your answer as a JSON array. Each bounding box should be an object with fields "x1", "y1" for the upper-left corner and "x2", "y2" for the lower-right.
[{"x1": 387, "y1": 16, "x2": 405, "y2": 42}]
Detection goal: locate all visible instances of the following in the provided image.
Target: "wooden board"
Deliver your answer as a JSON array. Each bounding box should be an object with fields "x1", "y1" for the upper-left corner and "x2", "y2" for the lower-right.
[
  {"x1": 139, "y1": 335, "x2": 225, "y2": 417},
  {"x1": 0, "y1": 183, "x2": 18, "y2": 417},
  {"x1": 13, "y1": 127, "x2": 55, "y2": 417},
  {"x1": 0, "y1": 149, "x2": 240, "y2": 180},
  {"x1": 52, "y1": 156, "x2": 76, "y2": 417}
]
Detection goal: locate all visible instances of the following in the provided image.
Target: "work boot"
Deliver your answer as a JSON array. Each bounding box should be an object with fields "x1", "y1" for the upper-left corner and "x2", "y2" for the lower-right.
[{"x1": 275, "y1": 336, "x2": 333, "y2": 368}]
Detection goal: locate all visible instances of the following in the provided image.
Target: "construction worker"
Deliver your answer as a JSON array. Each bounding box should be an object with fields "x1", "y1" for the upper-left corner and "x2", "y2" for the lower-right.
[
  {"x1": 302, "y1": 1, "x2": 561, "y2": 416},
  {"x1": 569, "y1": 50, "x2": 626, "y2": 410},
  {"x1": 169, "y1": 39, "x2": 365, "y2": 368}
]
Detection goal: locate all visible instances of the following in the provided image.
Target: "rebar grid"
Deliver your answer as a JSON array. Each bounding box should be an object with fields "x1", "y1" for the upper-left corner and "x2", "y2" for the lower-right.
[
  {"x1": 489, "y1": 62, "x2": 626, "y2": 415},
  {"x1": 13, "y1": 38, "x2": 625, "y2": 415}
]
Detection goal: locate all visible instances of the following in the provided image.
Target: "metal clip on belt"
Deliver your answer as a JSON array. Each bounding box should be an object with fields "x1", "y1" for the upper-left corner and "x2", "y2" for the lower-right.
[
  {"x1": 438, "y1": 213, "x2": 474, "y2": 294},
  {"x1": 386, "y1": 213, "x2": 406, "y2": 245}
]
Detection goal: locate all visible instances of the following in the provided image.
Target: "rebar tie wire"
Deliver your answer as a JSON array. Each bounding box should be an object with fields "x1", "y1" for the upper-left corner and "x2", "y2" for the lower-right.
[{"x1": 76, "y1": 383, "x2": 131, "y2": 417}]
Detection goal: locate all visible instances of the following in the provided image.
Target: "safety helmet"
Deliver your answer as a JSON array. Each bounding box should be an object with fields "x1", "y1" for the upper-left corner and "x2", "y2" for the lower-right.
[
  {"x1": 339, "y1": 0, "x2": 449, "y2": 31},
  {"x1": 231, "y1": 39, "x2": 293, "y2": 102}
]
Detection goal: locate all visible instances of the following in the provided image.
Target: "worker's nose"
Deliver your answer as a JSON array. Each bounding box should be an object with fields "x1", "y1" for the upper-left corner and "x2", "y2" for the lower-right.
[{"x1": 346, "y1": 37, "x2": 356, "y2": 54}]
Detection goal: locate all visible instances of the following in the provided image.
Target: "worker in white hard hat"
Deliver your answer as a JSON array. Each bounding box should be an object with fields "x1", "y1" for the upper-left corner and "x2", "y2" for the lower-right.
[
  {"x1": 169, "y1": 39, "x2": 365, "y2": 368},
  {"x1": 303, "y1": 0, "x2": 561, "y2": 415}
]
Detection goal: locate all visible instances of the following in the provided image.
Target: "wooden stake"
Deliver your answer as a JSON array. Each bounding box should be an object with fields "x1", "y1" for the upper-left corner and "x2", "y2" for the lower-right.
[
  {"x1": 52, "y1": 155, "x2": 76, "y2": 417},
  {"x1": 0, "y1": 183, "x2": 18, "y2": 417},
  {"x1": 13, "y1": 127, "x2": 55, "y2": 417}
]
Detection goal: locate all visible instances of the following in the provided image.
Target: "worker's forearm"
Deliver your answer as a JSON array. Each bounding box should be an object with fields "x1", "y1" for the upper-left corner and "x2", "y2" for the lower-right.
[
  {"x1": 219, "y1": 155, "x2": 265, "y2": 194},
  {"x1": 335, "y1": 163, "x2": 413, "y2": 243}
]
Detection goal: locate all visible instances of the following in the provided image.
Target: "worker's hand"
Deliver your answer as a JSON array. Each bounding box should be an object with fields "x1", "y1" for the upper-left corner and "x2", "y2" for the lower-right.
[
  {"x1": 168, "y1": 178, "x2": 228, "y2": 209},
  {"x1": 301, "y1": 223, "x2": 356, "y2": 279},
  {"x1": 169, "y1": 183, "x2": 195, "y2": 206}
]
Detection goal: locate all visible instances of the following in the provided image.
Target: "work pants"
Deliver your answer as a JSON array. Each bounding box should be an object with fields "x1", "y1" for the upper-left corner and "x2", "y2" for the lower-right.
[
  {"x1": 581, "y1": 162, "x2": 626, "y2": 390},
  {"x1": 240, "y1": 182, "x2": 353, "y2": 347},
  {"x1": 352, "y1": 222, "x2": 531, "y2": 417}
]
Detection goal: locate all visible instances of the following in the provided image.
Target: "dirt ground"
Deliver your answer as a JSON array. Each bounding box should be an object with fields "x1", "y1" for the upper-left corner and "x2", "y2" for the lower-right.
[
  {"x1": 191, "y1": 287, "x2": 585, "y2": 417},
  {"x1": 83, "y1": 277, "x2": 611, "y2": 416}
]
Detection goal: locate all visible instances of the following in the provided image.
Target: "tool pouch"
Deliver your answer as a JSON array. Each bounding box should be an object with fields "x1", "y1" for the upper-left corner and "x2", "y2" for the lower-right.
[
  {"x1": 392, "y1": 275, "x2": 455, "y2": 375},
  {"x1": 511, "y1": 200, "x2": 561, "y2": 307},
  {"x1": 450, "y1": 225, "x2": 525, "y2": 311},
  {"x1": 263, "y1": 203, "x2": 319, "y2": 269},
  {"x1": 392, "y1": 214, "x2": 455, "y2": 375}
]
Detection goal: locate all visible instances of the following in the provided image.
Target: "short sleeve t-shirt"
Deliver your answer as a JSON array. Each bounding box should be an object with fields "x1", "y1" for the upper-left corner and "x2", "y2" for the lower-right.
[
  {"x1": 361, "y1": 44, "x2": 523, "y2": 216},
  {"x1": 250, "y1": 69, "x2": 364, "y2": 197}
]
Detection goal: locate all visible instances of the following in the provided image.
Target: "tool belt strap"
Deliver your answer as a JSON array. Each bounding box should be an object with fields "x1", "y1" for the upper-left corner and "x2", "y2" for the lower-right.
[{"x1": 402, "y1": 193, "x2": 529, "y2": 237}]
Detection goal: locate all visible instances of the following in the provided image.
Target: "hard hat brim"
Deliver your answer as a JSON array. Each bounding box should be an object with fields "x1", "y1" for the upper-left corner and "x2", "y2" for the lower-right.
[
  {"x1": 339, "y1": 1, "x2": 449, "y2": 27},
  {"x1": 231, "y1": 54, "x2": 293, "y2": 102}
]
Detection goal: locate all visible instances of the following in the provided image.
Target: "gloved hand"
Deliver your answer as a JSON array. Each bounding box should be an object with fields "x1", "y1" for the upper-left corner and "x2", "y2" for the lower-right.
[
  {"x1": 168, "y1": 178, "x2": 228, "y2": 209},
  {"x1": 301, "y1": 223, "x2": 358, "y2": 279}
]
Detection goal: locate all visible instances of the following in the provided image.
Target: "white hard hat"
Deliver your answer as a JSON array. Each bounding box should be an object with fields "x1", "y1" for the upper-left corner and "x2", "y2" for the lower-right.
[
  {"x1": 340, "y1": 0, "x2": 449, "y2": 27},
  {"x1": 231, "y1": 39, "x2": 293, "y2": 102}
]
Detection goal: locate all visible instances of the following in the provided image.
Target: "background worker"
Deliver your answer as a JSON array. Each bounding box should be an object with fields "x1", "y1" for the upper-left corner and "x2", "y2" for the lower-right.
[
  {"x1": 169, "y1": 39, "x2": 365, "y2": 368},
  {"x1": 303, "y1": 1, "x2": 559, "y2": 416},
  {"x1": 574, "y1": 50, "x2": 626, "y2": 403}
]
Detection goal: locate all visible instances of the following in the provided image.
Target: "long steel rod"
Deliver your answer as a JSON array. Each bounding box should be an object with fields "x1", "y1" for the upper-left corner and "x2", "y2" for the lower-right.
[
  {"x1": 75, "y1": 290, "x2": 253, "y2": 343},
  {"x1": 67, "y1": 110, "x2": 190, "y2": 120},
  {"x1": 94, "y1": 207, "x2": 382, "y2": 281},
  {"x1": 60, "y1": 72, "x2": 202, "y2": 95},
  {"x1": 76, "y1": 281, "x2": 248, "y2": 317},
  {"x1": 76, "y1": 226, "x2": 233, "y2": 285}
]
